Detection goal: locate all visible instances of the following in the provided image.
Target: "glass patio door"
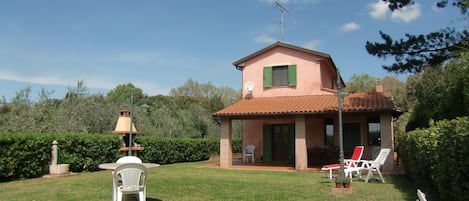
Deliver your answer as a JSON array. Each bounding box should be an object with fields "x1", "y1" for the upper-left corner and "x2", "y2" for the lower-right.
[
  {"x1": 263, "y1": 124, "x2": 295, "y2": 163},
  {"x1": 343, "y1": 123, "x2": 362, "y2": 158}
]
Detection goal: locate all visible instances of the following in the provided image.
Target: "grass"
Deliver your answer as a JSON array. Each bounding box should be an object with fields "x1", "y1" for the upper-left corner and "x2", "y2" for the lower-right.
[{"x1": 0, "y1": 160, "x2": 416, "y2": 201}]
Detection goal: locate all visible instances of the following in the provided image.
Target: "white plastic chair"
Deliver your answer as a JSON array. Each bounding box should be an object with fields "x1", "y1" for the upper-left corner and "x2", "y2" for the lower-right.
[
  {"x1": 113, "y1": 163, "x2": 147, "y2": 201},
  {"x1": 112, "y1": 156, "x2": 143, "y2": 201},
  {"x1": 417, "y1": 189, "x2": 427, "y2": 201},
  {"x1": 116, "y1": 156, "x2": 142, "y2": 164},
  {"x1": 243, "y1": 145, "x2": 256, "y2": 163},
  {"x1": 355, "y1": 148, "x2": 391, "y2": 183}
]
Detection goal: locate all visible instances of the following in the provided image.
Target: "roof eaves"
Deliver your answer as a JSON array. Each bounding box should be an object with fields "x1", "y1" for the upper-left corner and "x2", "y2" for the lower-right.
[
  {"x1": 232, "y1": 41, "x2": 346, "y2": 87},
  {"x1": 232, "y1": 41, "x2": 332, "y2": 68},
  {"x1": 232, "y1": 42, "x2": 281, "y2": 69}
]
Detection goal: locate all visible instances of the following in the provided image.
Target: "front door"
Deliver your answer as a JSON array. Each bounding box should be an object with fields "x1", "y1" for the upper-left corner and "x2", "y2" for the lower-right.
[{"x1": 263, "y1": 124, "x2": 295, "y2": 163}]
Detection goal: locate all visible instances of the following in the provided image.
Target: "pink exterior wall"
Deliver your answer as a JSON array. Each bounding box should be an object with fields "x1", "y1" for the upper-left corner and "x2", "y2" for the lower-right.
[
  {"x1": 305, "y1": 118, "x2": 324, "y2": 148},
  {"x1": 320, "y1": 60, "x2": 337, "y2": 90},
  {"x1": 241, "y1": 113, "x2": 393, "y2": 161},
  {"x1": 241, "y1": 46, "x2": 336, "y2": 98},
  {"x1": 242, "y1": 120, "x2": 264, "y2": 161},
  {"x1": 243, "y1": 115, "x2": 374, "y2": 158},
  {"x1": 234, "y1": 44, "x2": 395, "y2": 171}
]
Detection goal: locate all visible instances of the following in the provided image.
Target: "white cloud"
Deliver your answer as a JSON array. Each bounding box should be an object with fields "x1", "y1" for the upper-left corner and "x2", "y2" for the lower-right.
[
  {"x1": 0, "y1": 70, "x2": 65, "y2": 86},
  {"x1": 340, "y1": 22, "x2": 360, "y2": 32},
  {"x1": 368, "y1": 0, "x2": 389, "y2": 19},
  {"x1": 0, "y1": 70, "x2": 169, "y2": 96},
  {"x1": 254, "y1": 35, "x2": 278, "y2": 44},
  {"x1": 390, "y1": 2, "x2": 421, "y2": 23},
  {"x1": 368, "y1": 0, "x2": 421, "y2": 23},
  {"x1": 252, "y1": 23, "x2": 281, "y2": 44},
  {"x1": 0, "y1": 70, "x2": 116, "y2": 90},
  {"x1": 81, "y1": 76, "x2": 119, "y2": 89},
  {"x1": 132, "y1": 80, "x2": 169, "y2": 96},
  {"x1": 302, "y1": 40, "x2": 321, "y2": 50}
]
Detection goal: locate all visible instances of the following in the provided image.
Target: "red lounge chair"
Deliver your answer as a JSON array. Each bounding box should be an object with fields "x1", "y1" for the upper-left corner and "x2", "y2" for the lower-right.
[{"x1": 321, "y1": 146, "x2": 364, "y2": 179}]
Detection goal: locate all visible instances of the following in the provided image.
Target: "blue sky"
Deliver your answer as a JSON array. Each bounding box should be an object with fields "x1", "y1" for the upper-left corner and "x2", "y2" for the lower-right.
[{"x1": 0, "y1": 0, "x2": 464, "y2": 100}]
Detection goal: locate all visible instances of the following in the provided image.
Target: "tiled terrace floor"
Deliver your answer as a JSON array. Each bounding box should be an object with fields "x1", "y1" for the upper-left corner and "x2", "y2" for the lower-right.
[{"x1": 205, "y1": 154, "x2": 405, "y2": 174}]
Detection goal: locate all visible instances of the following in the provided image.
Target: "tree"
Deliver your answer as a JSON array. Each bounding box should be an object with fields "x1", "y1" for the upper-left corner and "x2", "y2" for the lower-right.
[
  {"x1": 385, "y1": 0, "x2": 469, "y2": 15},
  {"x1": 405, "y1": 66, "x2": 446, "y2": 130},
  {"x1": 405, "y1": 51, "x2": 469, "y2": 130},
  {"x1": 170, "y1": 79, "x2": 240, "y2": 126},
  {"x1": 442, "y1": 51, "x2": 469, "y2": 117},
  {"x1": 2, "y1": 87, "x2": 35, "y2": 132},
  {"x1": 169, "y1": 79, "x2": 202, "y2": 97},
  {"x1": 0, "y1": 78, "x2": 240, "y2": 137},
  {"x1": 345, "y1": 73, "x2": 376, "y2": 93},
  {"x1": 382, "y1": 76, "x2": 407, "y2": 109},
  {"x1": 55, "y1": 80, "x2": 116, "y2": 133},
  {"x1": 106, "y1": 83, "x2": 144, "y2": 105},
  {"x1": 33, "y1": 88, "x2": 58, "y2": 133},
  {"x1": 366, "y1": 0, "x2": 469, "y2": 73},
  {"x1": 346, "y1": 74, "x2": 407, "y2": 109},
  {"x1": 169, "y1": 79, "x2": 240, "y2": 107}
]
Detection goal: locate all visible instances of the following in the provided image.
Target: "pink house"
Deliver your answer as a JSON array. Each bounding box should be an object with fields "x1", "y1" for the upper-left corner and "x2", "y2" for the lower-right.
[{"x1": 214, "y1": 41, "x2": 400, "y2": 171}]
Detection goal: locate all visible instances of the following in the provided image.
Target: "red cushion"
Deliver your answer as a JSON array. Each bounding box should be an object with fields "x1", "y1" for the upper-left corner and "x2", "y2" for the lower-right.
[{"x1": 322, "y1": 164, "x2": 340, "y2": 169}]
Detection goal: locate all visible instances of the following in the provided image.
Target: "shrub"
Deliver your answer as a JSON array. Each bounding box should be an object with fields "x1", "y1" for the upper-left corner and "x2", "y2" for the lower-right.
[
  {"x1": 432, "y1": 117, "x2": 469, "y2": 201},
  {"x1": 399, "y1": 127, "x2": 440, "y2": 193},
  {"x1": 55, "y1": 134, "x2": 122, "y2": 172},
  {"x1": 232, "y1": 137, "x2": 242, "y2": 153},
  {"x1": 137, "y1": 136, "x2": 242, "y2": 164},
  {"x1": 0, "y1": 133, "x2": 121, "y2": 181},
  {"x1": 136, "y1": 137, "x2": 219, "y2": 164},
  {"x1": 0, "y1": 133, "x2": 50, "y2": 181},
  {"x1": 399, "y1": 117, "x2": 469, "y2": 201},
  {"x1": 0, "y1": 133, "x2": 242, "y2": 182}
]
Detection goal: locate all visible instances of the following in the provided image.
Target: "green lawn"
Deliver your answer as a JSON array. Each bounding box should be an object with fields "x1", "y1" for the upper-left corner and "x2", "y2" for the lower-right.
[{"x1": 0, "y1": 161, "x2": 416, "y2": 201}]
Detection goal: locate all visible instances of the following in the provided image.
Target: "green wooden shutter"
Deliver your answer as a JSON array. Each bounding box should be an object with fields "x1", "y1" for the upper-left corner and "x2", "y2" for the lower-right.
[
  {"x1": 263, "y1": 66, "x2": 272, "y2": 88},
  {"x1": 288, "y1": 65, "x2": 297, "y2": 87},
  {"x1": 263, "y1": 124, "x2": 272, "y2": 162}
]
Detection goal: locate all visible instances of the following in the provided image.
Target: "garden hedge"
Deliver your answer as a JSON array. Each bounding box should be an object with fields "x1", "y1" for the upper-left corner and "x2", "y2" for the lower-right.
[
  {"x1": 399, "y1": 117, "x2": 469, "y2": 201},
  {"x1": 0, "y1": 133, "x2": 122, "y2": 181},
  {"x1": 0, "y1": 133, "x2": 241, "y2": 182},
  {"x1": 136, "y1": 137, "x2": 217, "y2": 164},
  {"x1": 136, "y1": 136, "x2": 242, "y2": 164}
]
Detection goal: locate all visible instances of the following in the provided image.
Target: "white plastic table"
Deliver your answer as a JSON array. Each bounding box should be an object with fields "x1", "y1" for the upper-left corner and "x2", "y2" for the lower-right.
[{"x1": 99, "y1": 163, "x2": 160, "y2": 170}]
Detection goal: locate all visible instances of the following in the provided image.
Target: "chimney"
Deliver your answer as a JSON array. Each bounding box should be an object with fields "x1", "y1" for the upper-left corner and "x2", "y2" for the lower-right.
[{"x1": 375, "y1": 79, "x2": 384, "y2": 93}]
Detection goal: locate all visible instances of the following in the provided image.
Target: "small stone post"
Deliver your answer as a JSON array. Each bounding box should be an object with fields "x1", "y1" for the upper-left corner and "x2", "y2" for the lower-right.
[
  {"x1": 49, "y1": 140, "x2": 69, "y2": 175},
  {"x1": 51, "y1": 140, "x2": 58, "y2": 165}
]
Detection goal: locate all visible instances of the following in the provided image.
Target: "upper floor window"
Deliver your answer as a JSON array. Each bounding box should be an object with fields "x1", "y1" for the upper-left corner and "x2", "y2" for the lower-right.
[
  {"x1": 263, "y1": 65, "x2": 297, "y2": 88},
  {"x1": 272, "y1": 66, "x2": 288, "y2": 86}
]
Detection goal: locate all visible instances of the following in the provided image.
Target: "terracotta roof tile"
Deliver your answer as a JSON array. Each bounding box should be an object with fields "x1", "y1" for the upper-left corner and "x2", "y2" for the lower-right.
[{"x1": 214, "y1": 92, "x2": 399, "y2": 117}]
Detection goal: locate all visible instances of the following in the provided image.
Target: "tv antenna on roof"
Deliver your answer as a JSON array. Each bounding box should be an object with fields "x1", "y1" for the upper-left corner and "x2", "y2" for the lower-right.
[{"x1": 274, "y1": 0, "x2": 292, "y2": 41}]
